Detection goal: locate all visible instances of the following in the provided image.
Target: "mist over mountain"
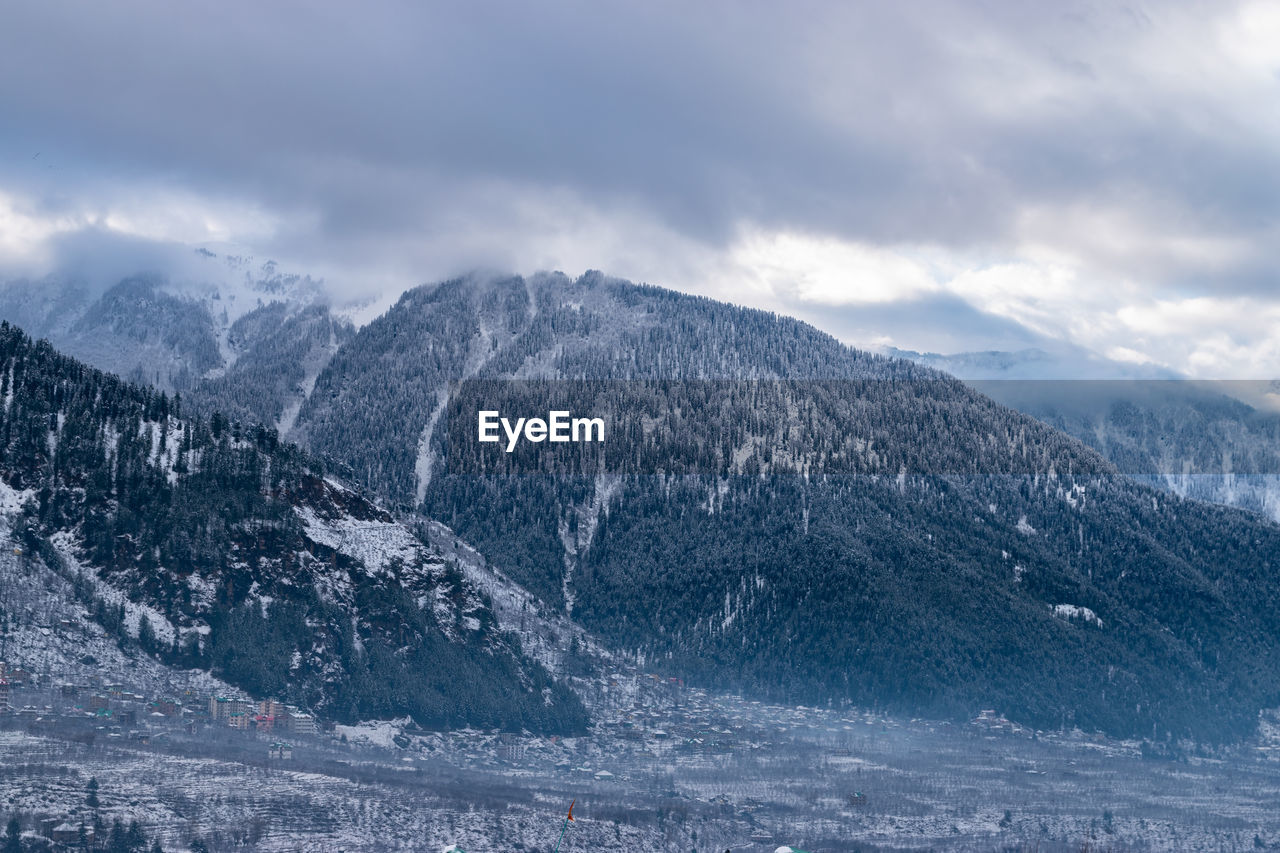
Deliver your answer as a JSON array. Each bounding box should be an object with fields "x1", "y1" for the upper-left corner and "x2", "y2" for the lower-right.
[
  {"x1": 883, "y1": 345, "x2": 1181, "y2": 381},
  {"x1": 0, "y1": 254, "x2": 360, "y2": 437}
]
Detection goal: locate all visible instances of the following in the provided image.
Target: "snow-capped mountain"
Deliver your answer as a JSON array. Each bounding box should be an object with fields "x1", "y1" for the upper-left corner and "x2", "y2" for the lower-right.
[
  {"x1": 0, "y1": 251, "x2": 352, "y2": 439},
  {"x1": 882, "y1": 345, "x2": 1180, "y2": 381}
]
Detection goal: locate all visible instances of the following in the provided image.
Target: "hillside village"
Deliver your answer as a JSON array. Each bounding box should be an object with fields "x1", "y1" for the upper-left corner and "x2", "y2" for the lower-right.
[{"x1": 0, "y1": 660, "x2": 313, "y2": 748}]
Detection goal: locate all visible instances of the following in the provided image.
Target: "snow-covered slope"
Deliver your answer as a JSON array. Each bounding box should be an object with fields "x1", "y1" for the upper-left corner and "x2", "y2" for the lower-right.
[{"x1": 0, "y1": 507, "x2": 240, "y2": 698}]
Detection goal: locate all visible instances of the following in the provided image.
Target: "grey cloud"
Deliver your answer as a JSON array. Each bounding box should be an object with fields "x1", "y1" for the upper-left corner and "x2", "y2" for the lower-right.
[{"x1": 1, "y1": 1, "x2": 1277, "y2": 301}]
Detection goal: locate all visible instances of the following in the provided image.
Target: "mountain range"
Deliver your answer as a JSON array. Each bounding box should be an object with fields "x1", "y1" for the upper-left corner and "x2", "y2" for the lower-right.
[{"x1": 2, "y1": 267, "x2": 1280, "y2": 743}]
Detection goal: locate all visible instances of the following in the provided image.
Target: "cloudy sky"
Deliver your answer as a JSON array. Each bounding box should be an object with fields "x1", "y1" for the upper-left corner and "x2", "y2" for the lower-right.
[{"x1": 2, "y1": 1, "x2": 1279, "y2": 376}]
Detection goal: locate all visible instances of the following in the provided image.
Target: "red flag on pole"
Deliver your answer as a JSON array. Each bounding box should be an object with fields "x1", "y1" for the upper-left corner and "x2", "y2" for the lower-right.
[{"x1": 554, "y1": 800, "x2": 576, "y2": 852}]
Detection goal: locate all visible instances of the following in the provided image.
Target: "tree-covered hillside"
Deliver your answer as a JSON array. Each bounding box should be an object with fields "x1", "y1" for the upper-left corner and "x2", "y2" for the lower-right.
[
  {"x1": 0, "y1": 321, "x2": 587, "y2": 734},
  {"x1": 297, "y1": 272, "x2": 1280, "y2": 741}
]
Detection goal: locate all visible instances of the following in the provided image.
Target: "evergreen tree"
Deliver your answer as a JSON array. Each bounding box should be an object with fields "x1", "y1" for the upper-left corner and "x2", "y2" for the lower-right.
[
  {"x1": 136, "y1": 614, "x2": 155, "y2": 652},
  {"x1": 125, "y1": 820, "x2": 146, "y2": 852}
]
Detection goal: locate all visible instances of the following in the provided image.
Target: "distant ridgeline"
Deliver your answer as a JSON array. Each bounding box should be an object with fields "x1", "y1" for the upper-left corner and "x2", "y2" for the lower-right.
[
  {"x1": 306, "y1": 273, "x2": 1280, "y2": 743},
  {"x1": 969, "y1": 379, "x2": 1280, "y2": 524},
  {"x1": 0, "y1": 322, "x2": 587, "y2": 734}
]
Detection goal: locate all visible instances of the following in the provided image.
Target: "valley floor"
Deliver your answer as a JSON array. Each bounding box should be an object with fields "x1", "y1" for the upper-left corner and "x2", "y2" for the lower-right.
[{"x1": 3, "y1": 676, "x2": 1280, "y2": 852}]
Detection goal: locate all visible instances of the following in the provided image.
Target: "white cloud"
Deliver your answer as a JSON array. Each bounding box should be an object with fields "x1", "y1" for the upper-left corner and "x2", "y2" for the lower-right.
[
  {"x1": 98, "y1": 192, "x2": 281, "y2": 247},
  {"x1": 0, "y1": 191, "x2": 89, "y2": 270},
  {"x1": 1221, "y1": 1, "x2": 1280, "y2": 78},
  {"x1": 722, "y1": 230, "x2": 941, "y2": 305},
  {"x1": 0, "y1": 186, "x2": 281, "y2": 275},
  {"x1": 1105, "y1": 346, "x2": 1163, "y2": 367}
]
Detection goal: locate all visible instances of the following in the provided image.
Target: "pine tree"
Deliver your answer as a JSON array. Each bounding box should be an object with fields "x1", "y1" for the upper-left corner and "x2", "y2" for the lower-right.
[
  {"x1": 126, "y1": 820, "x2": 146, "y2": 851},
  {"x1": 137, "y1": 614, "x2": 155, "y2": 652},
  {"x1": 108, "y1": 818, "x2": 125, "y2": 853}
]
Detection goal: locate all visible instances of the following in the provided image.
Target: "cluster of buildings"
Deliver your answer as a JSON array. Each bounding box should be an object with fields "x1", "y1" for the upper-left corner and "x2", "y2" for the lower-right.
[
  {"x1": 0, "y1": 663, "x2": 321, "y2": 746},
  {"x1": 972, "y1": 708, "x2": 1028, "y2": 735},
  {"x1": 210, "y1": 696, "x2": 317, "y2": 735},
  {"x1": 0, "y1": 661, "x2": 35, "y2": 713}
]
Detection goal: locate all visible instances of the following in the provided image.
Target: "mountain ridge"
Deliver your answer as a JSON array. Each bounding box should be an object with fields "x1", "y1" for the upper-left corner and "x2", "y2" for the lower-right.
[{"x1": 288, "y1": 272, "x2": 1280, "y2": 741}]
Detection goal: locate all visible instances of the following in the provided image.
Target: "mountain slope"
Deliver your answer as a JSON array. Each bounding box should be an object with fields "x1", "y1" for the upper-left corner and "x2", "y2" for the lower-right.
[
  {"x1": 194, "y1": 301, "x2": 355, "y2": 433},
  {"x1": 294, "y1": 272, "x2": 1280, "y2": 741},
  {"x1": 0, "y1": 321, "x2": 587, "y2": 734}
]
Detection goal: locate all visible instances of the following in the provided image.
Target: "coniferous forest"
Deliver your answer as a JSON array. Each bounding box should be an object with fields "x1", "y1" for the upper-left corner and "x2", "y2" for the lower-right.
[
  {"x1": 0, "y1": 321, "x2": 586, "y2": 735},
  {"x1": 302, "y1": 273, "x2": 1280, "y2": 742}
]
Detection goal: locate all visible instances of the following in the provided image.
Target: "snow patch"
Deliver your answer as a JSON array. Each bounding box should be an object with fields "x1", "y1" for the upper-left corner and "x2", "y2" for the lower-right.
[
  {"x1": 334, "y1": 718, "x2": 413, "y2": 749},
  {"x1": 277, "y1": 322, "x2": 342, "y2": 437},
  {"x1": 50, "y1": 532, "x2": 181, "y2": 645},
  {"x1": 295, "y1": 506, "x2": 423, "y2": 576},
  {"x1": 1052, "y1": 603, "x2": 1103, "y2": 627},
  {"x1": 0, "y1": 478, "x2": 34, "y2": 516}
]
